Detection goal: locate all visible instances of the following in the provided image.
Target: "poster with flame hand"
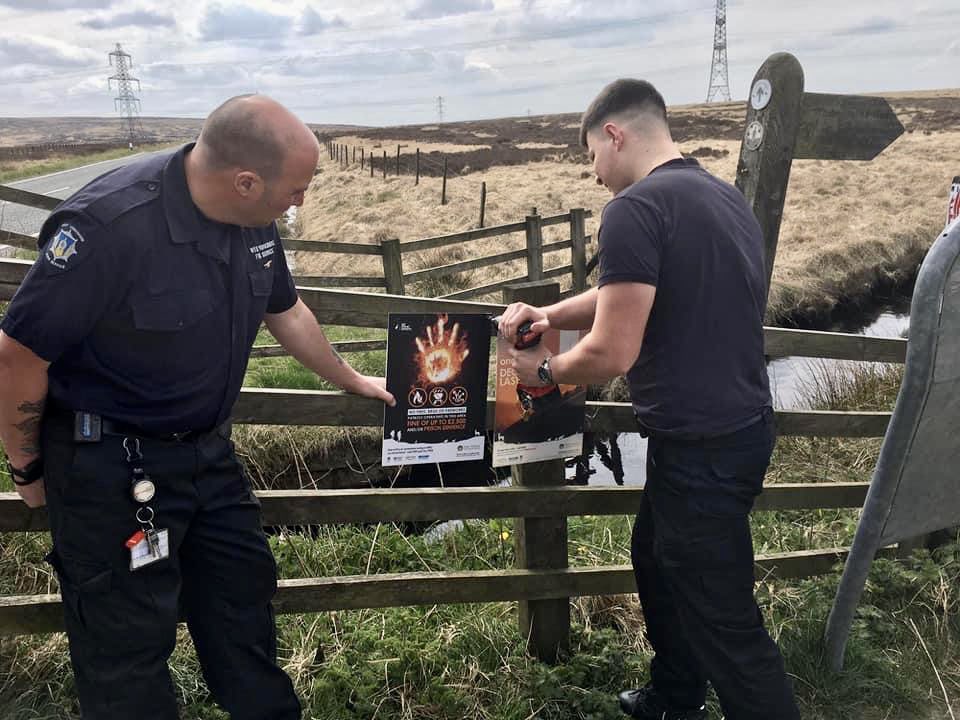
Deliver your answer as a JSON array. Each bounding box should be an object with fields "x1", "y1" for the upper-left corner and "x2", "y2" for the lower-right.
[
  {"x1": 382, "y1": 313, "x2": 491, "y2": 466},
  {"x1": 492, "y1": 329, "x2": 586, "y2": 467}
]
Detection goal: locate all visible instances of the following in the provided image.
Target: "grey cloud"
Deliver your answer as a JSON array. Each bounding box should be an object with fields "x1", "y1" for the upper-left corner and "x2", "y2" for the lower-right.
[
  {"x1": 0, "y1": 0, "x2": 112, "y2": 8},
  {"x1": 199, "y1": 3, "x2": 291, "y2": 44},
  {"x1": 406, "y1": 0, "x2": 493, "y2": 21},
  {"x1": 492, "y1": 8, "x2": 664, "y2": 50},
  {"x1": 141, "y1": 61, "x2": 251, "y2": 89},
  {"x1": 297, "y1": 6, "x2": 347, "y2": 35},
  {"x1": 265, "y1": 48, "x2": 442, "y2": 79},
  {"x1": 81, "y1": 10, "x2": 175, "y2": 30},
  {"x1": 0, "y1": 36, "x2": 97, "y2": 68},
  {"x1": 835, "y1": 16, "x2": 898, "y2": 36}
]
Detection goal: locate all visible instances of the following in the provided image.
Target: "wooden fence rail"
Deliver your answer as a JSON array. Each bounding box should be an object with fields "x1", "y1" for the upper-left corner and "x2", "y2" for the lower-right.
[{"x1": 1, "y1": 183, "x2": 594, "y2": 302}]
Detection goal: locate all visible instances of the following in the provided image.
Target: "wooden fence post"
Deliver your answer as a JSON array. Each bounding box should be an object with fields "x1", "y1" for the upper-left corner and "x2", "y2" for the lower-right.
[
  {"x1": 383, "y1": 151, "x2": 387, "y2": 179},
  {"x1": 396, "y1": 144, "x2": 401, "y2": 176},
  {"x1": 504, "y1": 281, "x2": 568, "y2": 664},
  {"x1": 370, "y1": 153, "x2": 374, "y2": 177},
  {"x1": 415, "y1": 148, "x2": 420, "y2": 185},
  {"x1": 524, "y1": 210, "x2": 544, "y2": 281},
  {"x1": 479, "y1": 181, "x2": 487, "y2": 228},
  {"x1": 361, "y1": 148, "x2": 365, "y2": 171},
  {"x1": 441, "y1": 157, "x2": 448, "y2": 205},
  {"x1": 380, "y1": 238, "x2": 405, "y2": 295},
  {"x1": 569, "y1": 208, "x2": 587, "y2": 293},
  {"x1": 734, "y1": 52, "x2": 804, "y2": 300}
]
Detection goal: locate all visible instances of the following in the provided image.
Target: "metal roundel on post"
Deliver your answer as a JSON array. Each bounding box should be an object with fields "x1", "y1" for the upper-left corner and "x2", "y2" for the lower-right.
[{"x1": 734, "y1": 53, "x2": 805, "y2": 300}]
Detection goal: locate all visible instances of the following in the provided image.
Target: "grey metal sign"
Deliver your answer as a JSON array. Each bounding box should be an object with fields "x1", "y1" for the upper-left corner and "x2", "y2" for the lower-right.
[{"x1": 825, "y1": 219, "x2": 960, "y2": 670}]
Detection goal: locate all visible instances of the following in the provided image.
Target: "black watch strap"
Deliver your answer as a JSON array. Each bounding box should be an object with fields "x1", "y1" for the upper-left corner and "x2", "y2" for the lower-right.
[
  {"x1": 537, "y1": 356, "x2": 554, "y2": 385},
  {"x1": 8, "y1": 457, "x2": 43, "y2": 486}
]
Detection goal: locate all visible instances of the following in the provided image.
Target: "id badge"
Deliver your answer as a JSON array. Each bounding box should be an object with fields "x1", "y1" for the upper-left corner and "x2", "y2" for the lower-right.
[{"x1": 129, "y1": 528, "x2": 170, "y2": 571}]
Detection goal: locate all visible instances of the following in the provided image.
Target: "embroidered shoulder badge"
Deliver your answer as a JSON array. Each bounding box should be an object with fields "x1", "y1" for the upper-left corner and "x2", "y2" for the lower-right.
[{"x1": 45, "y1": 224, "x2": 84, "y2": 269}]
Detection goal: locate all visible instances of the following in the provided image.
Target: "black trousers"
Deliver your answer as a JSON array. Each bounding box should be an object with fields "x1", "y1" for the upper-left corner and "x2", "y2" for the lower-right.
[
  {"x1": 631, "y1": 411, "x2": 800, "y2": 720},
  {"x1": 42, "y1": 413, "x2": 302, "y2": 720}
]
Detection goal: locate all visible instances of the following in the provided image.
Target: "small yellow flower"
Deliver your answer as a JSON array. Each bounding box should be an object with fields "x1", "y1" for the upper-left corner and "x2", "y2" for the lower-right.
[{"x1": 500, "y1": 531, "x2": 511, "y2": 541}]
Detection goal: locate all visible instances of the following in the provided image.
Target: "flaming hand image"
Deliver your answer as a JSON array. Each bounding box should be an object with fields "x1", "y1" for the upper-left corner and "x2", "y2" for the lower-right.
[{"x1": 414, "y1": 314, "x2": 470, "y2": 385}]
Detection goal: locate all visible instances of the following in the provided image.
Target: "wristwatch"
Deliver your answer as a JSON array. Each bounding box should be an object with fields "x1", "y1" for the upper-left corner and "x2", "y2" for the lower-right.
[
  {"x1": 8, "y1": 457, "x2": 43, "y2": 487},
  {"x1": 537, "y1": 356, "x2": 554, "y2": 385}
]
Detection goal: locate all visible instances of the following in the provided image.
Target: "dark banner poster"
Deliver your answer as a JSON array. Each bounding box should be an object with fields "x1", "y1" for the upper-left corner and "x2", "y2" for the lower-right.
[
  {"x1": 382, "y1": 313, "x2": 491, "y2": 467},
  {"x1": 493, "y1": 329, "x2": 586, "y2": 467}
]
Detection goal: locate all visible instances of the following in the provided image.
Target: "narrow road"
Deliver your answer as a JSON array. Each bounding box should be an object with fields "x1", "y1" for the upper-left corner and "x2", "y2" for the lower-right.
[{"x1": 0, "y1": 150, "x2": 168, "y2": 236}]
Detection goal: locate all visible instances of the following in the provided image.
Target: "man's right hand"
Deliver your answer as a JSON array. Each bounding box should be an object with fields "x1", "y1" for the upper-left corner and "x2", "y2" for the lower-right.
[
  {"x1": 498, "y1": 303, "x2": 550, "y2": 343},
  {"x1": 15, "y1": 478, "x2": 46, "y2": 508}
]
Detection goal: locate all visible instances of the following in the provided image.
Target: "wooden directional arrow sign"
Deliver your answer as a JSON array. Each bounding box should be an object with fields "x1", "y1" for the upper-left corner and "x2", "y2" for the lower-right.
[{"x1": 795, "y1": 93, "x2": 905, "y2": 161}]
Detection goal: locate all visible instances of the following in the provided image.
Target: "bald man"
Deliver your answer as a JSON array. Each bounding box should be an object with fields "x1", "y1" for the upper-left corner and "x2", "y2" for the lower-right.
[{"x1": 0, "y1": 95, "x2": 391, "y2": 719}]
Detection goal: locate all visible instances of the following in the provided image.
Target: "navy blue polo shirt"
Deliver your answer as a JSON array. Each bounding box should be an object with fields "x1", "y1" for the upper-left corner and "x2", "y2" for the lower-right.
[
  {"x1": 597, "y1": 157, "x2": 771, "y2": 437},
  {"x1": 1, "y1": 144, "x2": 298, "y2": 434}
]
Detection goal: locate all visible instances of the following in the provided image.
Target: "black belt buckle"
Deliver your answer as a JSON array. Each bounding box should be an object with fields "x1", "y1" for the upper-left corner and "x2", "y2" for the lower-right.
[{"x1": 74, "y1": 411, "x2": 102, "y2": 443}]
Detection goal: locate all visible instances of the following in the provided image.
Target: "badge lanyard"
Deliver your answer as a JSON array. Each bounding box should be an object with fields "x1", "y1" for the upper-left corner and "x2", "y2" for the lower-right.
[{"x1": 122, "y1": 437, "x2": 169, "y2": 570}]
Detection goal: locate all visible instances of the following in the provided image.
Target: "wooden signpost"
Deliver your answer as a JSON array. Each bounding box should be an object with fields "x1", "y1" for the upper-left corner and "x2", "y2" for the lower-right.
[{"x1": 735, "y1": 52, "x2": 904, "y2": 294}]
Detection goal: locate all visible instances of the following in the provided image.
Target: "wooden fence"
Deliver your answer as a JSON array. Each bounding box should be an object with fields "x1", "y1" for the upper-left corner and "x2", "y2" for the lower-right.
[
  {"x1": 288, "y1": 208, "x2": 591, "y2": 298},
  {"x1": 0, "y1": 270, "x2": 906, "y2": 659},
  {"x1": 0, "y1": 183, "x2": 593, "y2": 360}
]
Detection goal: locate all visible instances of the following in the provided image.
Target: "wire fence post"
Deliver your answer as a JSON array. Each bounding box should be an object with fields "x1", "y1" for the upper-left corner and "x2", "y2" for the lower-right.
[
  {"x1": 441, "y1": 157, "x2": 448, "y2": 205},
  {"x1": 479, "y1": 181, "x2": 487, "y2": 228}
]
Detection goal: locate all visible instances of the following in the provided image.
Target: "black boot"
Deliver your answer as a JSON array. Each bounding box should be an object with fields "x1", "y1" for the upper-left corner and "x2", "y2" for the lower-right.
[{"x1": 618, "y1": 683, "x2": 707, "y2": 720}]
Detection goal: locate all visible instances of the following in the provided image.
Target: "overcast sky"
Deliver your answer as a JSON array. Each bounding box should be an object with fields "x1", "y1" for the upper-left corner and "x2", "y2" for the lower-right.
[{"x1": 1, "y1": 0, "x2": 957, "y2": 126}]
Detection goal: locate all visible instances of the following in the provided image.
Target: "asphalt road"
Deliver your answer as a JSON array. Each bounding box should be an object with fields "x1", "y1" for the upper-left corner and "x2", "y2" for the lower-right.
[{"x1": 0, "y1": 150, "x2": 168, "y2": 237}]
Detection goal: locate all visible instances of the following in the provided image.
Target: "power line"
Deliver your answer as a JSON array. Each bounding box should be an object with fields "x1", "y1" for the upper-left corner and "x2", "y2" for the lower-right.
[
  {"x1": 108, "y1": 43, "x2": 144, "y2": 144},
  {"x1": 706, "y1": 0, "x2": 731, "y2": 102}
]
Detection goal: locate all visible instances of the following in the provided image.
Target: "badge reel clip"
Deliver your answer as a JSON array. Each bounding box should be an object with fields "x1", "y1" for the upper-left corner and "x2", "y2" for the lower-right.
[{"x1": 122, "y1": 436, "x2": 169, "y2": 570}]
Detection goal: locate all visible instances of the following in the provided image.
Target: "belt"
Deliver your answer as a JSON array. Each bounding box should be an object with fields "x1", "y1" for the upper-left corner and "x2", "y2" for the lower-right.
[
  {"x1": 49, "y1": 405, "x2": 225, "y2": 444},
  {"x1": 98, "y1": 417, "x2": 222, "y2": 443}
]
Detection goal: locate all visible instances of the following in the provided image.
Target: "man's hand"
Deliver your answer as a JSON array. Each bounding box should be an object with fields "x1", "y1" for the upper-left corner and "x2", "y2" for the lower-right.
[
  {"x1": 15, "y1": 478, "x2": 46, "y2": 508},
  {"x1": 352, "y1": 376, "x2": 396, "y2": 407},
  {"x1": 498, "y1": 303, "x2": 550, "y2": 344},
  {"x1": 509, "y1": 344, "x2": 552, "y2": 386}
]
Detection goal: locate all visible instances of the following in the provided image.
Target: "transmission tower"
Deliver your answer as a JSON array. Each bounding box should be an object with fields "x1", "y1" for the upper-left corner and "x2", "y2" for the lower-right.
[
  {"x1": 706, "y1": 0, "x2": 731, "y2": 103},
  {"x1": 436, "y1": 96, "x2": 444, "y2": 123},
  {"x1": 108, "y1": 44, "x2": 144, "y2": 145}
]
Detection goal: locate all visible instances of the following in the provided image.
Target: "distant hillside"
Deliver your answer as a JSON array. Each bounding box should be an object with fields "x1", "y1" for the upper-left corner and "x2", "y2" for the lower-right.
[{"x1": 0, "y1": 116, "x2": 368, "y2": 147}]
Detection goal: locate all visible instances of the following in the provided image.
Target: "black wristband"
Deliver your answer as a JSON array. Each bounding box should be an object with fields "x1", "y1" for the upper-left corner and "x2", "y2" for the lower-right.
[{"x1": 8, "y1": 457, "x2": 43, "y2": 486}]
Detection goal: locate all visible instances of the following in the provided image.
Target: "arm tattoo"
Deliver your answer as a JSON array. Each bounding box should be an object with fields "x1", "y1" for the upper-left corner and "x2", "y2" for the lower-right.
[{"x1": 15, "y1": 398, "x2": 45, "y2": 457}]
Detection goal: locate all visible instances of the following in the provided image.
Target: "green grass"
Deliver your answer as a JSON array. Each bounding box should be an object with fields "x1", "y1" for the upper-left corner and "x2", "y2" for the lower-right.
[
  {"x1": 0, "y1": 144, "x2": 179, "y2": 184},
  {"x1": 6, "y1": 333, "x2": 960, "y2": 719}
]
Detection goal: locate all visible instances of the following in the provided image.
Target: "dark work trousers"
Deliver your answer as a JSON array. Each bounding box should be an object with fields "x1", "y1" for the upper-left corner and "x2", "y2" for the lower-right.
[
  {"x1": 631, "y1": 410, "x2": 800, "y2": 720},
  {"x1": 41, "y1": 412, "x2": 302, "y2": 720}
]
